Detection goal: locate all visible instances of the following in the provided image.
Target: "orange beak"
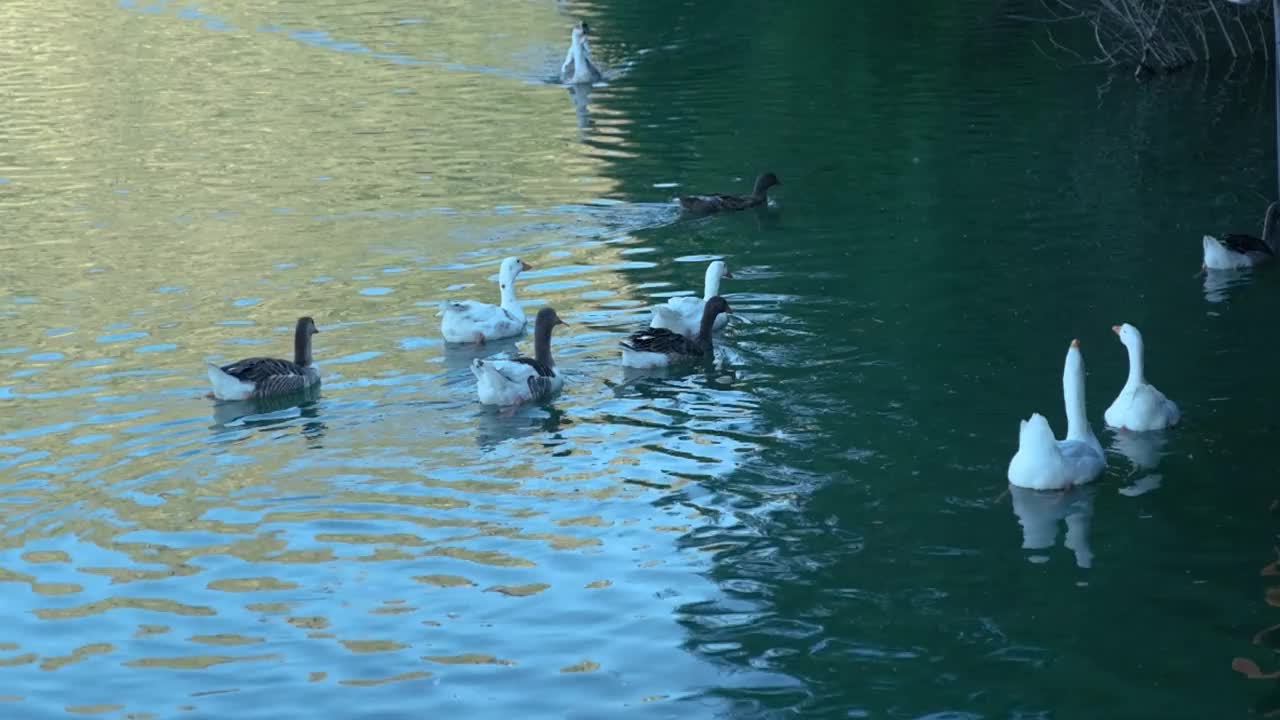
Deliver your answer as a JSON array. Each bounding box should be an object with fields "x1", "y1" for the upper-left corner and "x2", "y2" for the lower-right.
[
  {"x1": 520, "y1": 261, "x2": 533, "y2": 272},
  {"x1": 1111, "y1": 325, "x2": 1121, "y2": 334},
  {"x1": 1070, "y1": 338, "x2": 1079, "y2": 348}
]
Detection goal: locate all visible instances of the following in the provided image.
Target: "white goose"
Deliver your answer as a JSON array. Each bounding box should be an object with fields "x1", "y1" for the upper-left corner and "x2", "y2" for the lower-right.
[
  {"x1": 1104, "y1": 323, "x2": 1179, "y2": 431},
  {"x1": 1202, "y1": 202, "x2": 1280, "y2": 270},
  {"x1": 438, "y1": 257, "x2": 531, "y2": 344},
  {"x1": 1007, "y1": 339, "x2": 1106, "y2": 491},
  {"x1": 560, "y1": 21, "x2": 602, "y2": 85},
  {"x1": 471, "y1": 308, "x2": 567, "y2": 406},
  {"x1": 648, "y1": 260, "x2": 733, "y2": 340}
]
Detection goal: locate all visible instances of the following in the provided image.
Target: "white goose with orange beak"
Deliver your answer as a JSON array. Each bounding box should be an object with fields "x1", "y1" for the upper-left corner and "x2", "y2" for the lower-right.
[
  {"x1": 1104, "y1": 323, "x2": 1180, "y2": 431},
  {"x1": 1007, "y1": 339, "x2": 1106, "y2": 491},
  {"x1": 438, "y1": 256, "x2": 532, "y2": 344}
]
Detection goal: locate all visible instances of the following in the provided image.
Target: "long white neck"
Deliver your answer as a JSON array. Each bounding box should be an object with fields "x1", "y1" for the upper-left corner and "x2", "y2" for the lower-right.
[
  {"x1": 1063, "y1": 354, "x2": 1091, "y2": 442},
  {"x1": 1122, "y1": 338, "x2": 1146, "y2": 390},
  {"x1": 571, "y1": 36, "x2": 588, "y2": 66},
  {"x1": 702, "y1": 267, "x2": 722, "y2": 300},
  {"x1": 498, "y1": 271, "x2": 520, "y2": 310}
]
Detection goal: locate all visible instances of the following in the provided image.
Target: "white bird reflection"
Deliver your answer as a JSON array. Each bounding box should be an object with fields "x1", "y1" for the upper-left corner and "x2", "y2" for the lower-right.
[
  {"x1": 1009, "y1": 484, "x2": 1097, "y2": 568},
  {"x1": 1109, "y1": 428, "x2": 1168, "y2": 471},
  {"x1": 1202, "y1": 267, "x2": 1252, "y2": 304},
  {"x1": 568, "y1": 82, "x2": 593, "y2": 133},
  {"x1": 1108, "y1": 428, "x2": 1168, "y2": 496}
]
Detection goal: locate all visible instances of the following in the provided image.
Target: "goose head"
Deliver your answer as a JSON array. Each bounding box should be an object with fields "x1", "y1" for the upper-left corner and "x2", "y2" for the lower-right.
[
  {"x1": 700, "y1": 296, "x2": 732, "y2": 331},
  {"x1": 296, "y1": 316, "x2": 320, "y2": 336},
  {"x1": 753, "y1": 172, "x2": 781, "y2": 197},
  {"x1": 570, "y1": 21, "x2": 590, "y2": 47},
  {"x1": 532, "y1": 307, "x2": 568, "y2": 367},
  {"x1": 498, "y1": 256, "x2": 533, "y2": 285},
  {"x1": 534, "y1": 306, "x2": 568, "y2": 331},
  {"x1": 1111, "y1": 322, "x2": 1142, "y2": 350},
  {"x1": 703, "y1": 260, "x2": 733, "y2": 298},
  {"x1": 294, "y1": 316, "x2": 320, "y2": 365}
]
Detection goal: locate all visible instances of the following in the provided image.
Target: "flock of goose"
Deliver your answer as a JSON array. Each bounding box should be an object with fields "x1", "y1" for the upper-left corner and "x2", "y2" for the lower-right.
[
  {"x1": 206, "y1": 21, "x2": 1280, "y2": 496},
  {"x1": 1008, "y1": 199, "x2": 1280, "y2": 491}
]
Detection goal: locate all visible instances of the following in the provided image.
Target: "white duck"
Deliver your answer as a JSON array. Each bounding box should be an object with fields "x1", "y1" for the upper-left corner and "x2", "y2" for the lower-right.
[
  {"x1": 560, "y1": 21, "x2": 603, "y2": 85},
  {"x1": 471, "y1": 308, "x2": 567, "y2": 406},
  {"x1": 1007, "y1": 339, "x2": 1106, "y2": 491},
  {"x1": 438, "y1": 257, "x2": 531, "y2": 344},
  {"x1": 1201, "y1": 202, "x2": 1280, "y2": 270},
  {"x1": 648, "y1": 261, "x2": 733, "y2": 339},
  {"x1": 1103, "y1": 323, "x2": 1180, "y2": 431}
]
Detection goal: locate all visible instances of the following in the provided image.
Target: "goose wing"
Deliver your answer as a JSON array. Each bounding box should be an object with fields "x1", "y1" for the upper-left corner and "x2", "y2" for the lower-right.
[
  {"x1": 621, "y1": 327, "x2": 696, "y2": 355},
  {"x1": 219, "y1": 357, "x2": 306, "y2": 384},
  {"x1": 1222, "y1": 233, "x2": 1274, "y2": 256}
]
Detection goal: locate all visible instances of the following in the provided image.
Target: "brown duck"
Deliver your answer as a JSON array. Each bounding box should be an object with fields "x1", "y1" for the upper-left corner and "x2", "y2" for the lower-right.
[{"x1": 677, "y1": 172, "x2": 780, "y2": 214}]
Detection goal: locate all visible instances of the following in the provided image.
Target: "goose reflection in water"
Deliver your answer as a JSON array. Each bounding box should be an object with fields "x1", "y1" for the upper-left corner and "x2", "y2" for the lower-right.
[
  {"x1": 210, "y1": 385, "x2": 324, "y2": 438},
  {"x1": 474, "y1": 403, "x2": 567, "y2": 450},
  {"x1": 1108, "y1": 428, "x2": 1168, "y2": 496},
  {"x1": 568, "y1": 82, "x2": 592, "y2": 132},
  {"x1": 1009, "y1": 484, "x2": 1096, "y2": 569},
  {"x1": 1201, "y1": 267, "x2": 1253, "y2": 304}
]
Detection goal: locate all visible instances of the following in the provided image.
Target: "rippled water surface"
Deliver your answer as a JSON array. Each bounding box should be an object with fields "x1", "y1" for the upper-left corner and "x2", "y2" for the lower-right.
[{"x1": 3, "y1": 0, "x2": 1280, "y2": 717}]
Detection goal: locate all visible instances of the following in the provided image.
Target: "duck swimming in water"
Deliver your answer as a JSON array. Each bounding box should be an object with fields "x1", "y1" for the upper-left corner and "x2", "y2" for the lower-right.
[
  {"x1": 560, "y1": 21, "x2": 602, "y2": 85},
  {"x1": 471, "y1": 307, "x2": 568, "y2": 405},
  {"x1": 206, "y1": 316, "x2": 321, "y2": 401},
  {"x1": 1201, "y1": 202, "x2": 1280, "y2": 270},
  {"x1": 621, "y1": 297, "x2": 731, "y2": 368},
  {"x1": 677, "y1": 172, "x2": 781, "y2": 214}
]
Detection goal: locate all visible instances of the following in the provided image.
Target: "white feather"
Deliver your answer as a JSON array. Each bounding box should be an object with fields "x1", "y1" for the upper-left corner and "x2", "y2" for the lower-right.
[
  {"x1": 471, "y1": 358, "x2": 562, "y2": 406},
  {"x1": 1202, "y1": 235, "x2": 1264, "y2": 270},
  {"x1": 439, "y1": 257, "x2": 529, "y2": 343},
  {"x1": 206, "y1": 363, "x2": 256, "y2": 401}
]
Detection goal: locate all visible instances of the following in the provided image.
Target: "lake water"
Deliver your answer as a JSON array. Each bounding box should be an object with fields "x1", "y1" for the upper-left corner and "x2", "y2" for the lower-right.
[{"x1": 2, "y1": 1, "x2": 1279, "y2": 717}]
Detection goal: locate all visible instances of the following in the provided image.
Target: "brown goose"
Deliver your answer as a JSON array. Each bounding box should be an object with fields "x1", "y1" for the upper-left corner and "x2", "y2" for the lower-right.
[
  {"x1": 677, "y1": 172, "x2": 780, "y2": 214},
  {"x1": 1202, "y1": 202, "x2": 1280, "y2": 270},
  {"x1": 620, "y1": 296, "x2": 730, "y2": 368},
  {"x1": 471, "y1": 307, "x2": 568, "y2": 405},
  {"x1": 206, "y1": 317, "x2": 320, "y2": 400}
]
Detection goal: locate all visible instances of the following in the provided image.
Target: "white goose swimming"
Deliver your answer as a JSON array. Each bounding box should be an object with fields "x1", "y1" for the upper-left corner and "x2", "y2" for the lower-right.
[
  {"x1": 471, "y1": 308, "x2": 567, "y2": 406},
  {"x1": 648, "y1": 261, "x2": 733, "y2": 340},
  {"x1": 1202, "y1": 202, "x2": 1280, "y2": 270},
  {"x1": 1103, "y1": 323, "x2": 1180, "y2": 431},
  {"x1": 560, "y1": 21, "x2": 602, "y2": 85},
  {"x1": 438, "y1": 257, "x2": 531, "y2": 344},
  {"x1": 1007, "y1": 339, "x2": 1106, "y2": 491}
]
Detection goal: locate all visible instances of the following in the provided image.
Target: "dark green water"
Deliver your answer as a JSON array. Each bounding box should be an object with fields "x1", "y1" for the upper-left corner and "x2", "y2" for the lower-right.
[{"x1": 1, "y1": 0, "x2": 1278, "y2": 717}]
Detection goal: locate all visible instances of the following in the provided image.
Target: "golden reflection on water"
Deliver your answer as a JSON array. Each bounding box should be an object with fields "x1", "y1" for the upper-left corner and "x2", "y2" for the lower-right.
[{"x1": 0, "y1": 0, "x2": 750, "y2": 713}]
